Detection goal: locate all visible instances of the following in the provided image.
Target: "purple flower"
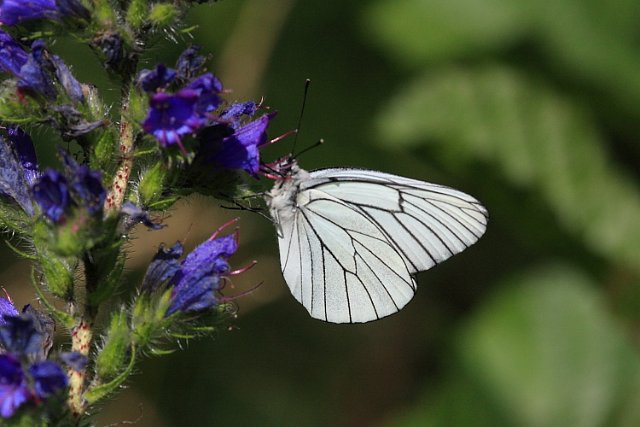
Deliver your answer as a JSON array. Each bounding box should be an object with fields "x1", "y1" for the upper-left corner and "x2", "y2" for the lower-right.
[
  {"x1": 142, "y1": 90, "x2": 203, "y2": 149},
  {"x1": 21, "y1": 39, "x2": 84, "y2": 102},
  {"x1": 32, "y1": 169, "x2": 70, "y2": 223},
  {"x1": 0, "y1": 316, "x2": 42, "y2": 355},
  {"x1": 141, "y1": 226, "x2": 239, "y2": 316},
  {"x1": 17, "y1": 40, "x2": 57, "y2": 99},
  {"x1": 0, "y1": 0, "x2": 88, "y2": 26},
  {"x1": 0, "y1": 133, "x2": 36, "y2": 216},
  {"x1": 0, "y1": 30, "x2": 27, "y2": 76},
  {"x1": 175, "y1": 45, "x2": 206, "y2": 81},
  {"x1": 141, "y1": 242, "x2": 184, "y2": 292},
  {"x1": 142, "y1": 71, "x2": 224, "y2": 151},
  {"x1": 186, "y1": 73, "x2": 223, "y2": 115},
  {"x1": 6, "y1": 126, "x2": 38, "y2": 186},
  {"x1": 0, "y1": 299, "x2": 18, "y2": 325},
  {"x1": 166, "y1": 234, "x2": 238, "y2": 316},
  {"x1": 138, "y1": 64, "x2": 177, "y2": 93},
  {"x1": 21, "y1": 306, "x2": 54, "y2": 361},
  {"x1": 121, "y1": 201, "x2": 164, "y2": 230},
  {"x1": 31, "y1": 152, "x2": 105, "y2": 222},
  {"x1": 70, "y1": 166, "x2": 105, "y2": 215},
  {"x1": 59, "y1": 151, "x2": 106, "y2": 215},
  {"x1": 0, "y1": 354, "x2": 30, "y2": 418},
  {"x1": 0, "y1": 0, "x2": 58, "y2": 26},
  {"x1": 92, "y1": 32, "x2": 123, "y2": 68},
  {"x1": 0, "y1": 37, "x2": 84, "y2": 102},
  {"x1": 0, "y1": 307, "x2": 65, "y2": 419},
  {"x1": 199, "y1": 113, "x2": 275, "y2": 176},
  {"x1": 50, "y1": 54, "x2": 84, "y2": 103},
  {"x1": 221, "y1": 101, "x2": 258, "y2": 126},
  {"x1": 28, "y1": 361, "x2": 67, "y2": 399}
]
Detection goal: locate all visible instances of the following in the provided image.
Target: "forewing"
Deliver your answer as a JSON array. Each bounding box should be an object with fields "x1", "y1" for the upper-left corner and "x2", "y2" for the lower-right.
[
  {"x1": 304, "y1": 169, "x2": 488, "y2": 273},
  {"x1": 278, "y1": 190, "x2": 416, "y2": 323}
]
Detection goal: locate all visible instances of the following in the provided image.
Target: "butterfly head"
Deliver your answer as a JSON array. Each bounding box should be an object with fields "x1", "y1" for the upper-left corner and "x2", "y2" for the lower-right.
[{"x1": 260, "y1": 155, "x2": 302, "y2": 181}]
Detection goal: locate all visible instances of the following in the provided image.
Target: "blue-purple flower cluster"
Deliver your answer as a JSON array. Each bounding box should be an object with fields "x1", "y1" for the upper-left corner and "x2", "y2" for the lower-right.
[
  {"x1": 142, "y1": 227, "x2": 239, "y2": 316},
  {"x1": 0, "y1": 127, "x2": 106, "y2": 224},
  {"x1": 140, "y1": 47, "x2": 275, "y2": 176},
  {"x1": 0, "y1": 297, "x2": 84, "y2": 418},
  {"x1": 0, "y1": 1, "x2": 271, "y2": 421}
]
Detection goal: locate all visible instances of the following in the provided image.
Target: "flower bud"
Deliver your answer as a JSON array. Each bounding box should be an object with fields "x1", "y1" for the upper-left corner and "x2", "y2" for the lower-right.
[
  {"x1": 148, "y1": 3, "x2": 177, "y2": 28},
  {"x1": 126, "y1": 0, "x2": 148, "y2": 30}
]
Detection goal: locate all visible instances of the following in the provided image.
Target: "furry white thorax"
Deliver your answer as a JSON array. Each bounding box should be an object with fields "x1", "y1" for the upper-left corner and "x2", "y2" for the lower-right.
[{"x1": 266, "y1": 160, "x2": 311, "y2": 226}]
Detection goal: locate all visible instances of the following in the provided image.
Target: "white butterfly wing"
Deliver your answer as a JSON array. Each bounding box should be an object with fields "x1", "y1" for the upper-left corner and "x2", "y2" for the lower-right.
[
  {"x1": 272, "y1": 167, "x2": 488, "y2": 324},
  {"x1": 301, "y1": 169, "x2": 488, "y2": 274},
  {"x1": 278, "y1": 189, "x2": 416, "y2": 323}
]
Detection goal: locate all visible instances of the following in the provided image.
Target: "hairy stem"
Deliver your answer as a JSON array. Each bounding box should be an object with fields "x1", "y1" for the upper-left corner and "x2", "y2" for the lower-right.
[
  {"x1": 70, "y1": 44, "x2": 140, "y2": 417},
  {"x1": 105, "y1": 47, "x2": 140, "y2": 212},
  {"x1": 68, "y1": 318, "x2": 92, "y2": 417},
  {"x1": 104, "y1": 88, "x2": 135, "y2": 212}
]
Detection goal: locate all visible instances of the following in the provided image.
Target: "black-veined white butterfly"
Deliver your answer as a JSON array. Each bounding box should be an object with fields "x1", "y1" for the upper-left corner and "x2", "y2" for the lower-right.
[{"x1": 265, "y1": 157, "x2": 488, "y2": 324}]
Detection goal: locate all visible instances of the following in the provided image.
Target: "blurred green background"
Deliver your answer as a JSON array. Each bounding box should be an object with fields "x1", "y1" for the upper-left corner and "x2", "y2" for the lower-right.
[{"x1": 5, "y1": 0, "x2": 640, "y2": 425}]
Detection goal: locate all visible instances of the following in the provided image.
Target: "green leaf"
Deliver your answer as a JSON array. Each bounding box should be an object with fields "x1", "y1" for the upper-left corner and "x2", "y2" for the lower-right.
[
  {"x1": 96, "y1": 310, "x2": 131, "y2": 380},
  {"x1": 85, "y1": 349, "x2": 136, "y2": 405},
  {"x1": 365, "y1": 0, "x2": 640, "y2": 116},
  {"x1": 30, "y1": 268, "x2": 75, "y2": 329},
  {"x1": 376, "y1": 66, "x2": 640, "y2": 274},
  {"x1": 33, "y1": 237, "x2": 75, "y2": 300},
  {"x1": 0, "y1": 203, "x2": 30, "y2": 236},
  {"x1": 138, "y1": 162, "x2": 167, "y2": 206},
  {"x1": 364, "y1": 0, "x2": 528, "y2": 65},
  {"x1": 458, "y1": 265, "x2": 640, "y2": 427}
]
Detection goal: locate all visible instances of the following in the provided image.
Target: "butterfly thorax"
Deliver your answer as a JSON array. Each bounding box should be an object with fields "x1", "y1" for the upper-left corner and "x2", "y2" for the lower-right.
[{"x1": 266, "y1": 160, "x2": 310, "y2": 225}]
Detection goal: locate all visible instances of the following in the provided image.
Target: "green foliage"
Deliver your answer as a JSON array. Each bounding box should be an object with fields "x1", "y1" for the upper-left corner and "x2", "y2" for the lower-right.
[
  {"x1": 374, "y1": 66, "x2": 640, "y2": 274},
  {"x1": 364, "y1": 0, "x2": 527, "y2": 64},
  {"x1": 398, "y1": 266, "x2": 640, "y2": 427},
  {"x1": 355, "y1": 0, "x2": 640, "y2": 426},
  {"x1": 460, "y1": 266, "x2": 640, "y2": 427}
]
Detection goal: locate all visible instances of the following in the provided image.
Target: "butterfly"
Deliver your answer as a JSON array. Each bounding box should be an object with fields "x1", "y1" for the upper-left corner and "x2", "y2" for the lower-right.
[{"x1": 265, "y1": 158, "x2": 488, "y2": 323}]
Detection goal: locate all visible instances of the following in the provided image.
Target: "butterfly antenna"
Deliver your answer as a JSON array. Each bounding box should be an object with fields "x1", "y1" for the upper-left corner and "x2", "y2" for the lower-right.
[
  {"x1": 291, "y1": 79, "x2": 312, "y2": 156},
  {"x1": 292, "y1": 138, "x2": 324, "y2": 160}
]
